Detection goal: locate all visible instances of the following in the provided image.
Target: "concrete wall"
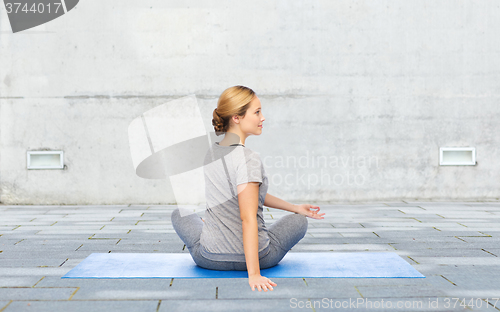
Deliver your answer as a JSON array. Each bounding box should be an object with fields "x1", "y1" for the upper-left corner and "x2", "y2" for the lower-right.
[{"x1": 1, "y1": 0, "x2": 499, "y2": 204}]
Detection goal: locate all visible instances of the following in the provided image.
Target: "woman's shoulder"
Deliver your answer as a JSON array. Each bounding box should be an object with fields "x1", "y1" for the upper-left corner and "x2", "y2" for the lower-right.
[
  {"x1": 240, "y1": 147, "x2": 263, "y2": 168},
  {"x1": 204, "y1": 142, "x2": 258, "y2": 163}
]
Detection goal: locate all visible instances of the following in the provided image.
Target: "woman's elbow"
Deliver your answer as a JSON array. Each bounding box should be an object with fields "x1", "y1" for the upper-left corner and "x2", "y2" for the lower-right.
[{"x1": 241, "y1": 216, "x2": 258, "y2": 226}]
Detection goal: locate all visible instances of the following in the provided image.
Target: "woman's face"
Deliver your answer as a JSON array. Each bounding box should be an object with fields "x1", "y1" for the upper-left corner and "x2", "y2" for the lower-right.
[{"x1": 239, "y1": 96, "x2": 265, "y2": 136}]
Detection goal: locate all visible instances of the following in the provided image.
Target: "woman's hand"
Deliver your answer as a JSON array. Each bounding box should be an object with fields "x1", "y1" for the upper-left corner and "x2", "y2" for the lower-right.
[
  {"x1": 249, "y1": 274, "x2": 277, "y2": 291},
  {"x1": 294, "y1": 204, "x2": 325, "y2": 219}
]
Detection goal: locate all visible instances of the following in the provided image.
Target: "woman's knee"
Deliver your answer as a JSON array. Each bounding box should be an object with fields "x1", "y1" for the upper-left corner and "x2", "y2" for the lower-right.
[
  {"x1": 298, "y1": 214, "x2": 308, "y2": 237},
  {"x1": 171, "y1": 207, "x2": 198, "y2": 226},
  {"x1": 170, "y1": 208, "x2": 183, "y2": 231},
  {"x1": 171, "y1": 207, "x2": 179, "y2": 219},
  {"x1": 290, "y1": 213, "x2": 308, "y2": 236}
]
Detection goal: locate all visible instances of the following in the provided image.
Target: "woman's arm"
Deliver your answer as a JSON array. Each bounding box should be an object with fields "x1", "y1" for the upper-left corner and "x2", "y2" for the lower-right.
[
  {"x1": 263, "y1": 193, "x2": 299, "y2": 213},
  {"x1": 264, "y1": 193, "x2": 326, "y2": 219},
  {"x1": 237, "y1": 182, "x2": 277, "y2": 291}
]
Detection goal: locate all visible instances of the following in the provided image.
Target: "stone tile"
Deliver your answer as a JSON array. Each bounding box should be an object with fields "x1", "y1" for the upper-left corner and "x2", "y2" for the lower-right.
[
  {"x1": 388, "y1": 242, "x2": 471, "y2": 250},
  {"x1": 35, "y1": 230, "x2": 104, "y2": 235},
  {"x1": 27, "y1": 239, "x2": 118, "y2": 245},
  {"x1": 12, "y1": 226, "x2": 103, "y2": 231},
  {"x1": 0, "y1": 259, "x2": 68, "y2": 267},
  {"x1": 432, "y1": 265, "x2": 500, "y2": 277},
  {"x1": 428, "y1": 230, "x2": 494, "y2": 236},
  {"x1": 0, "y1": 287, "x2": 77, "y2": 300},
  {"x1": 307, "y1": 233, "x2": 343, "y2": 238},
  {"x1": 322, "y1": 223, "x2": 366, "y2": 229},
  {"x1": 0, "y1": 250, "x2": 90, "y2": 259},
  {"x1": 407, "y1": 256, "x2": 500, "y2": 265},
  {"x1": 158, "y1": 299, "x2": 296, "y2": 312},
  {"x1": 437, "y1": 273, "x2": 500, "y2": 290},
  {"x1": 0, "y1": 248, "x2": 70, "y2": 260},
  {"x1": 0, "y1": 267, "x2": 73, "y2": 276},
  {"x1": 92, "y1": 233, "x2": 177, "y2": 239},
  {"x1": 355, "y1": 284, "x2": 448, "y2": 298},
  {"x1": 76, "y1": 244, "x2": 125, "y2": 251},
  {"x1": 88, "y1": 233, "x2": 132, "y2": 239},
  {"x1": 0, "y1": 302, "x2": 11, "y2": 310},
  {"x1": 457, "y1": 227, "x2": 500, "y2": 232},
  {"x1": 480, "y1": 248, "x2": 500, "y2": 256},
  {"x1": 336, "y1": 233, "x2": 384, "y2": 239},
  {"x1": 134, "y1": 230, "x2": 177, "y2": 234},
  {"x1": 0, "y1": 221, "x2": 57, "y2": 226},
  {"x1": 399, "y1": 248, "x2": 496, "y2": 257},
  {"x1": 310, "y1": 276, "x2": 432, "y2": 287},
  {"x1": 35, "y1": 276, "x2": 167, "y2": 288},
  {"x1": 291, "y1": 244, "x2": 394, "y2": 251},
  {"x1": 0, "y1": 245, "x2": 82, "y2": 252},
  {"x1": 4, "y1": 301, "x2": 159, "y2": 312},
  {"x1": 0, "y1": 276, "x2": 44, "y2": 287},
  {"x1": 458, "y1": 222, "x2": 500, "y2": 227},
  {"x1": 453, "y1": 237, "x2": 500, "y2": 243},
  {"x1": 382, "y1": 202, "x2": 416, "y2": 206},
  {"x1": 0, "y1": 230, "x2": 41, "y2": 236},
  {"x1": 214, "y1": 277, "x2": 361, "y2": 299},
  {"x1": 92, "y1": 225, "x2": 167, "y2": 230},
  {"x1": 2, "y1": 234, "x2": 95, "y2": 240},
  {"x1": 110, "y1": 246, "x2": 183, "y2": 252},
  {"x1": 308, "y1": 222, "x2": 335, "y2": 228},
  {"x1": 440, "y1": 288, "x2": 500, "y2": 300},
  {"x1": 70, "y1": 281, "x2": 207, "y2": 300}
]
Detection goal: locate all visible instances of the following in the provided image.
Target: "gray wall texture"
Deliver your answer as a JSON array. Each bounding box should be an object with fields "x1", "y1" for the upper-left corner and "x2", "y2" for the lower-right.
[{"x1": 0, "y1": 0, "x2": 499, "y2": 204}]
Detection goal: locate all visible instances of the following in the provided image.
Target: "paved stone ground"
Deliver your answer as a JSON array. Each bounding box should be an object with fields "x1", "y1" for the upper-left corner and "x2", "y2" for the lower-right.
[{"x1": 0, "y1": 201, "x2": 499, "y2": 312}]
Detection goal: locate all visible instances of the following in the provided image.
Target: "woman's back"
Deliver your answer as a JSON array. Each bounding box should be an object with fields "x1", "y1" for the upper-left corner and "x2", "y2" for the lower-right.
[{"x1": 199, "y1": 141, "x2": 270, "y2": 262}]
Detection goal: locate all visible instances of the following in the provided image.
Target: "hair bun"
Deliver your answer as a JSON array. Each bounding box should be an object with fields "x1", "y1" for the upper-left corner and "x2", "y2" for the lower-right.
[{"x1": 212, "y1": 118, "x2": 223, "y2": 132}]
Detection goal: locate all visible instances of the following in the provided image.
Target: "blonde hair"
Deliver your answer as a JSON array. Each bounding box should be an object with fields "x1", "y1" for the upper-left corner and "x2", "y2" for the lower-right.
[{"x1": 212, "y1": 85, "x2": 256, "y2": 136}]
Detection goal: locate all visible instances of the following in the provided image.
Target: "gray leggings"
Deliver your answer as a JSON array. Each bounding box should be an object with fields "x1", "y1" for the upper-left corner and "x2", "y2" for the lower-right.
[{"x1": 170, "y1": 208, "x2": 308, "y2": 270}]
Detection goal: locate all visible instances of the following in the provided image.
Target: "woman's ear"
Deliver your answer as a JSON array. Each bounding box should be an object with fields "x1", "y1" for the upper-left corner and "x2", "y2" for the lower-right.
[{"x1": 232, "y1": 115, "x2": 240, "y2": 124}]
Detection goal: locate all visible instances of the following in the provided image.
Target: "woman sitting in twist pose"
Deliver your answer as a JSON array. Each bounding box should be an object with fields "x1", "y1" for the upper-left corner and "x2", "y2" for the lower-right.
[{"x1": 171, "y1": 85, "x2": 325, "y2": 292}]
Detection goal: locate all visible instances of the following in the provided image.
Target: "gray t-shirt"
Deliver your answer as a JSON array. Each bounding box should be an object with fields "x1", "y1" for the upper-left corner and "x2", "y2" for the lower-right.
[{"x1": 199, "y1": 141, "x2": 270, "y2": 262}]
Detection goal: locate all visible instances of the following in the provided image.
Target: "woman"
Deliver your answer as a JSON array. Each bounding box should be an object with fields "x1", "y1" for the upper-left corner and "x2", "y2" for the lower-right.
[{"x1": 171, "y1": 85, "x2": 325, "y2": 292}]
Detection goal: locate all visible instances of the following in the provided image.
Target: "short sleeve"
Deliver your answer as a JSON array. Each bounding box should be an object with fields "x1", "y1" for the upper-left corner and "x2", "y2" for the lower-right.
[{"x1": 236, "y1": 151, "x2": 263, "y2": 186}]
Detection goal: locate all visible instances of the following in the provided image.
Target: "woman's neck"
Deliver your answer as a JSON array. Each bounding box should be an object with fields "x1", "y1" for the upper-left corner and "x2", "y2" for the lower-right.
[{"x1": 219, "y1": 131, "x2": 246, "y2": 146}]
